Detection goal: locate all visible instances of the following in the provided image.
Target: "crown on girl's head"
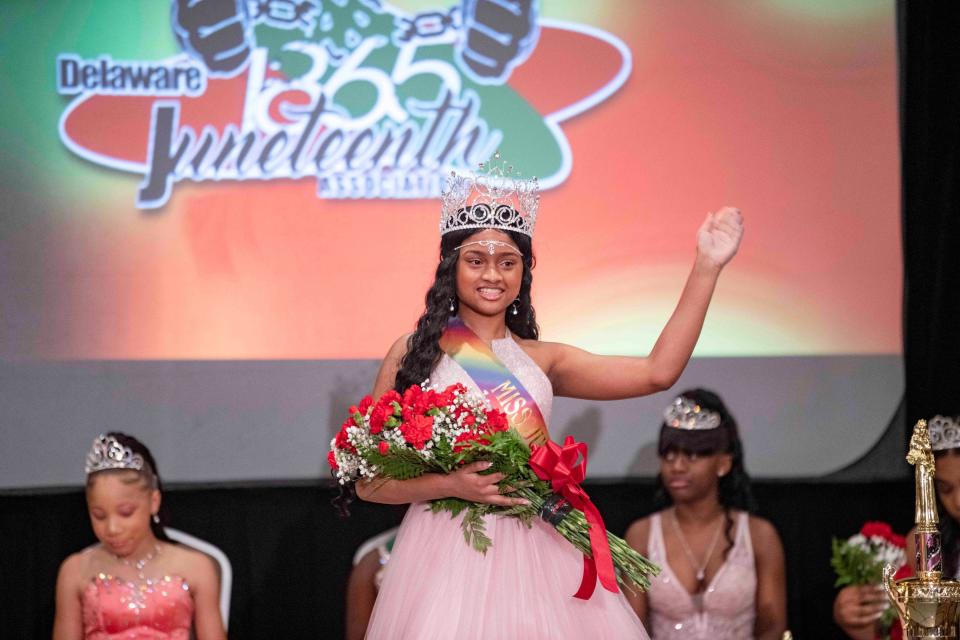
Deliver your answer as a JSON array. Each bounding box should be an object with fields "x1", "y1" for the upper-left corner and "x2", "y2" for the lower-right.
[
  {"x1": 663, "y1": 397, "x2": 722, "y2": 431},
  {"x1": 85, "y1": 434, "x2": 144, "y2": 475},
  {"x1": 440, "y1": 151, "x2": 539, "y2": 237},
  {"x1": 929, "y1": 415, "x2": 960, "y2": 451}
]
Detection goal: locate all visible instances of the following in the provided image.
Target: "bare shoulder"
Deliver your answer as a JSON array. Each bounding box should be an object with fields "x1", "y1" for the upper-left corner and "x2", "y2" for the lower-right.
[
  {"x1": 747, "y1": 514, "x2": 779, "y2": 538},
  {"x1": 625, "y1": 515, "x2": 653, "y2": 555},
  {"x1": 747, "y1": 515, "x2": 784, "y2": 548},
  {"x1": 57, "y1": 545, "x2": 104, "y2": 596},
  {"x1": 514, "y1": 338, "x2": 566, "y2": 374},
  {"x1": 57, "y1": 549, "x2": 87, "y2": 584},
  {"x1": 385, "y1": 333, "x2": 413, "y2": 360},
  {"x1": 372, "y1": 333, "x2": 413, "y2": 397},
  {"x1": 166, "y1": 542, "x2": 220, "y2": 583}
]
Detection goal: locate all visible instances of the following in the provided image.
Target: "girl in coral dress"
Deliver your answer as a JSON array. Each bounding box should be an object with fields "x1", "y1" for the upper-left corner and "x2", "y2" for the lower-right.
[
  {"x1": 357, "y1": 156, "x2": 745, "y2": 639},
  {"x1": 53, "y1": 433, "x2": 225, "y2": 640}
]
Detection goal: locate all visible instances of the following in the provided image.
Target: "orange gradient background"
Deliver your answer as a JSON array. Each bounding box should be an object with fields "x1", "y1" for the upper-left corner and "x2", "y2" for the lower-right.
[{"x1": 7, "y1": 1, "x2": 899, "y2": 360}]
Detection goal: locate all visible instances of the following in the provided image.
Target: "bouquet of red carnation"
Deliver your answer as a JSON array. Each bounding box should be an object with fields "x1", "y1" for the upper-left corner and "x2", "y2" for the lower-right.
[
  {"x1": 832, "y1": 521, "x2": 907, "y2": 638},
  {"x1": 329, "y1": 382, "x2": 660, "y2": 593}
]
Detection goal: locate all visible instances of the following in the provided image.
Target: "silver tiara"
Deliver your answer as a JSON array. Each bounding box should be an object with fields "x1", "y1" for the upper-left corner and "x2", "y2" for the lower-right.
[
  {"x1": 85, "y1": 434, "x2": 144, "y2": 475},
  {"x1": 663, "y1": 397, "x2": 722, "y2": 431},
  {"x1": 929, "y1": 415, "x2": 960, "y2": 451},
  {"x1": 440, "y1": 151, "x2": 539, "y2": 237}
]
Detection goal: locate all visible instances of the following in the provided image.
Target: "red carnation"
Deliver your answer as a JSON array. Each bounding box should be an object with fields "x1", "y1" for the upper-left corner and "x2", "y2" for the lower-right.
[
  {"x1": 435, "y1": 389, "x2": 455, "y2": 407},
  {"x1": 335, "y1": 419, "x2": 356, "y2": 453},
  {"x1": 484, "y1": 409, "x2": 509, "y2": 433},
  {"x1": 453, "y1": 431, "x2": 490, "y2": 453},
  {"x1": 370, "y1": 404, "x2": 388, "y2": 434},
  {"x1": 327, "y1": 450, "x2": 338, "y2": 470},
  {"x1": 379, "y1": 441, "x2": 390, "y2": 455},
  {"x1": 380, "y1": 389, "x2": 401, "y2": 407},
  {"x1": 860, "y1": 521, "x2": 905, "y2": 547},
  {"x1": 860, "y1": 521, "x2": 892, "y2": 538},
  {"x1": 400, "y1": 414, "x2": 434, "y2": 449},
  {"x1": 402, "y1": 384, "x2": 422, "y2": 407},
  {"x1": 358, "y1": 395, "x2": 374, "y2": 415}
]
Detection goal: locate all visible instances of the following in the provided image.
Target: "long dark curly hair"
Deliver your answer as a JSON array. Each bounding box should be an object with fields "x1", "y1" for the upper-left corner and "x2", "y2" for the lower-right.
[
  {"x1": 86, "y1": 432, "x2": 172, "y2": 543},
  {"x1": 653, "y1": 389, "x2": 757, "y2": 560},
  {"x1": 393, "y1": 226, "x2": 540, "y2": 392}
]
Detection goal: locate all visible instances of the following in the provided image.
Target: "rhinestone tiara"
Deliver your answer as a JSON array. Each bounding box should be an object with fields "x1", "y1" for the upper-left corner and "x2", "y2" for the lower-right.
[
  {"x1": 440, "y1": 151, "x2": 539, "y2": 237},
  {"x1": 85, "y1": 434, "x2": 144, "y2": 475},
  {"x1": 929, "y1": 415, "x2": 960, "y2": 452},
  {"x1": 663, "y1": 397, "x2": 722, "y2": 431}
]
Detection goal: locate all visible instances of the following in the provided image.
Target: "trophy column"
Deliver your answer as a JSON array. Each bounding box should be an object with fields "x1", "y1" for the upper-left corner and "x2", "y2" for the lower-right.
[{"x1": 884, "y1": 419, "x2": 960, "y2": 638}]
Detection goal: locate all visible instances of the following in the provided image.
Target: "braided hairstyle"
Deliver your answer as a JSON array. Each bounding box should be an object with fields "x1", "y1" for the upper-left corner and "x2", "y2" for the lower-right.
[
  {"x1": 653, "y1": 389, "x2": 757, "y2": 559},
  {"x1": 85, "y1": 432, "x2": 172, "y2": 542},
  {"x1": 393, "y1": 226, "x2": 539, "y2": 392}
]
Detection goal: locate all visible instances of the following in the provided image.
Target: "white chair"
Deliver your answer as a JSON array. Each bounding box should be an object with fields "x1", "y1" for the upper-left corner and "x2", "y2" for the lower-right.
[
  {"x1": 165, "y1": 527, "x2": 233, "y2": 630},
  {"x1": 352, "y1": 526, "x2": 399, "y2": 565}
]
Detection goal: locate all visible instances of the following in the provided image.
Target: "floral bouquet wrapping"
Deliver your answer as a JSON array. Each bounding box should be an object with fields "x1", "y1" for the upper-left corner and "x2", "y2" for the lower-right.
[
  {"x1": 832, "y1": 521, "x2": 907, "y2": 638},
  {"x1": 329, "y1": 382, "x2": 660, "y2": 596}
]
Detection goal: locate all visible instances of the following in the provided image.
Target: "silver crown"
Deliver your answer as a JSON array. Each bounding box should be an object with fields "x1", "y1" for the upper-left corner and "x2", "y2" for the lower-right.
[
  {"x1": 663, "y1": 397, "x2": 722, "y2": 431},
  {"x1": 440, "y1": 151, "x2": 539, "y2": 237},
  {"x1": 929, "y1": 415, "x2": 960, "y2": 451},
  {"x1": 85, "y1": 434, "x2": 144, "y2": 475}
]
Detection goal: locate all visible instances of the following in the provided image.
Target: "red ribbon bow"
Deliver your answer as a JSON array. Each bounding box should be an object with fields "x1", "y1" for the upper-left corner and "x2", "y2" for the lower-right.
[{"x1": 529, "y1": 436, "x2": 619, "y2": 599}]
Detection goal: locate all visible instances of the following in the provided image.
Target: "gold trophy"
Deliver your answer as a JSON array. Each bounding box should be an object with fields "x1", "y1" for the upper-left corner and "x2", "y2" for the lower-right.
[{"x1": 884, "y1": 419, "x2": 960, "y2": 638}]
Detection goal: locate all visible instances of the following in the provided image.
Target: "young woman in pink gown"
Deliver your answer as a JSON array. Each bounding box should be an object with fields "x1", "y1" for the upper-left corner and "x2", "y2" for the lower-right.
[
  {"x1": 624, "y1": 390, "x2": 787, "y2": 638},
  {"x1": 53, "y1": 433, "x2": 226, "y2": 640},
  {"x1": 356, "y1": 161, "x2": 745, "y2": 639}
]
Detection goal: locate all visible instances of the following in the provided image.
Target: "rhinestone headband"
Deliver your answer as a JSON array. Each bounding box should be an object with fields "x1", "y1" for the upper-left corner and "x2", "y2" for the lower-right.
[
  {"x1": 663, "y1": 397, "x2": 722, "y2": 431},
  {"x1": 929, "y1": 415, "x2": 960, "y2": 452},
  {"x1": 85, "y1": 434, "x2": 144, "y2": 475},
  {"x1": 453, "y1": 240, "x2": 523, "y2": 256},
  {"x1": 440, "y1": 151, "x2": 539, "y2": 237}
]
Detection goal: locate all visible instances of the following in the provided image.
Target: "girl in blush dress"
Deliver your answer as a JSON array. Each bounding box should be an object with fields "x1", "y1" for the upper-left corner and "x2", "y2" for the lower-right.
[
  {"x1": 53, "y1": 433, "x2": 225, "y2": 640},
  {"x1": 625, "y1": 390, "x2": 787, "y2": 639},
  {"x1": 355, "y1": 154, "x2": 745, "y2": 639}
]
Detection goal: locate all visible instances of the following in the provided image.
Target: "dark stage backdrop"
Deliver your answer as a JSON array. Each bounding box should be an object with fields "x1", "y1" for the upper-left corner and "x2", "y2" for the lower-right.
[
  {"x1": 900, "y1": 0, "x2": 960, "y2": 422},
  {"x1": 0, "y1": 480, "x2": 915, "y2": 639},
  {"x1": 12, "y1": 1, "x2": 960, "y2": 638}
]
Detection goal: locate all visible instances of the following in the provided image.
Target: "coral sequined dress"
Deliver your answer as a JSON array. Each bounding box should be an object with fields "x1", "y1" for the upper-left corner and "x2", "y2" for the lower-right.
[
  {"x1": 82, "y1": 571, "x2": 192, "y2": 640},
  {"x1": 365, "y1": 334, "x2": 649, "y2": 640}
]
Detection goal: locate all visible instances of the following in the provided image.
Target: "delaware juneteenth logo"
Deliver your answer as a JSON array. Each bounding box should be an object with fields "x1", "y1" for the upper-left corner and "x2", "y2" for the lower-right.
[{"x1": 56, "y1": 0, "x2": 630, "y2": 210}]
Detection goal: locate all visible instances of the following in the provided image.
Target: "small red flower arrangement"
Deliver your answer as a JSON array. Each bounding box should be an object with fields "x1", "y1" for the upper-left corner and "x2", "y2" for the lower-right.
[{"x1": 832, "y1": 521, "x2": 907, "y2": 639}]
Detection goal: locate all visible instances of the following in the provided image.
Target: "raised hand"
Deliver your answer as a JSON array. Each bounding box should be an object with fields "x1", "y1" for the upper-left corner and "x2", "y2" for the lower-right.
[
  {"x1": 446, "y1": 461, "x2": 529, "y2": 507},
  {"x1": 697, "y1": 206, "x2": 744, "y2": 269}
]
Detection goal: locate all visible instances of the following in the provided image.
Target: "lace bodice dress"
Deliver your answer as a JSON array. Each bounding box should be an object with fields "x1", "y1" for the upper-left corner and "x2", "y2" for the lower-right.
[{"x1": 646, "y1": 511, "x2": 757, "y2": 639}]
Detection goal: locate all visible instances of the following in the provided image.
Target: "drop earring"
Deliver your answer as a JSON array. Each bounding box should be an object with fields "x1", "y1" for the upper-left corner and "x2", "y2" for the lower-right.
[
  {"x1": 449, "y1": 297, "x2": 456, "y2": 312},
  {"x1": 152, "y1": 513, "x2": 160, "y2": 525},
  {"x1": 511, "y1": 299, "x2": 520, "y2": 316}
]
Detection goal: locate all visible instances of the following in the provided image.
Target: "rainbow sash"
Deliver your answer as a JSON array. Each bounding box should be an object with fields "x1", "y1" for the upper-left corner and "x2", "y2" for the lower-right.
[{"x1": 439, "y1": 318, "x2": 549, "y2": 445}]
